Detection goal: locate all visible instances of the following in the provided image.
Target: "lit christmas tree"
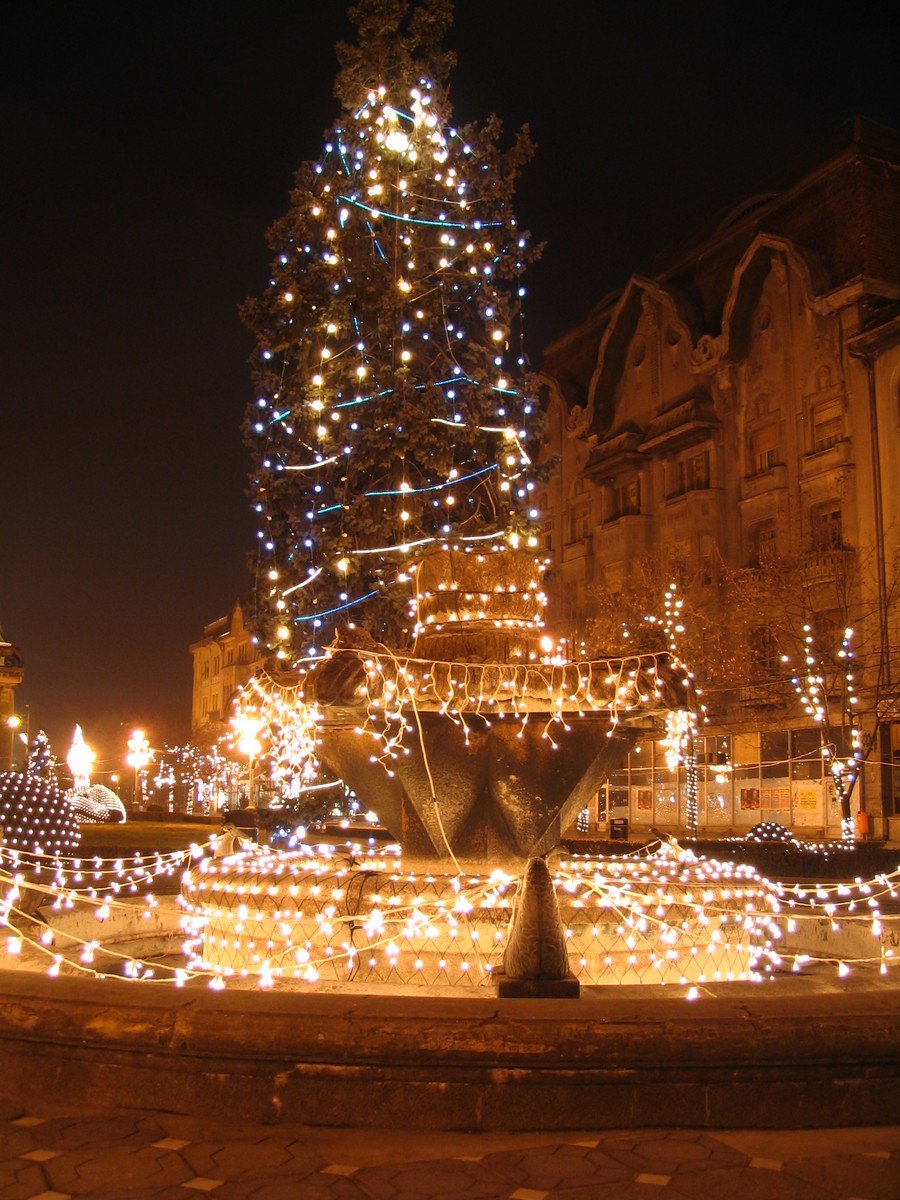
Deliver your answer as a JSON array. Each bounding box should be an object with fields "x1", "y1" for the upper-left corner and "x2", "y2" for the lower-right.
[
  {"x1": 243, "y1": 0, "x2": 541, "y2": 664},
  {"x1": 26, "y1": 729, "x2": 58, "y2": 780}
]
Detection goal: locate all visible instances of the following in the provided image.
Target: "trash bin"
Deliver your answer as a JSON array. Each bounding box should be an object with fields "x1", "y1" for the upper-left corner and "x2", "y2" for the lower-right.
[
  {"x1": 609, "y1": 817, "x2": 629, "y2": 841},
  {"x1": 854, "y1": 810, "x2": 869, "y2": 840}
]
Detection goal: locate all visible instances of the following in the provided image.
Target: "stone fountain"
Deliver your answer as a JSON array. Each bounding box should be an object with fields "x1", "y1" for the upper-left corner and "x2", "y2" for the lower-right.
[{"x1": 185, "y1": 549, "x2": 692, "y2": 994}]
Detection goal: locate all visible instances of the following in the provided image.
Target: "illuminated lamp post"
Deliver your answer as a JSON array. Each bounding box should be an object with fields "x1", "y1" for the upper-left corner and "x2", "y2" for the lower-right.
[
  {"x1": 67, "y1": 724, "x2": 95, "y2": 790},
  {"x1": 233, "y1": 715, "x2": 264, "y2": 808},
  {"x1": 126, "y1": 728, "x2": 151, "y2": 810},
  {"x1": 5, "y1": 715, "x2": 21, "y2": 771}
]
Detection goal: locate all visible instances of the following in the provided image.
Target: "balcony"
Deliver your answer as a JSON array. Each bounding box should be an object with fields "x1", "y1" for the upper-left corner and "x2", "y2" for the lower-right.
[
  {"x1": 800, "y1": 438, "x2": 854, "y2": 480},
  {"x1": 562, "y1": 536, "x2": 592, "y2": 564},
  {"x1": 638, "y1": 389, "x2": 720, "y2": 455},
  {"x1": 595, "y1": 513, "x2": 652, "y2": 559},
  {"x1": 740, "y1": 463, "x2": 788, "y2": 502},
  {"x1": 665, "y1": 480, "x2": 709, "y2": 502},
  {"x1": 662, "y1": 487, "x2": 723, "y2": 527},
  {"x1": 802, "y1": 546, "x2": 855, "y2": 586},
  {"x1": 734, "y1": 566, "x2": 768, "y2": 588}
]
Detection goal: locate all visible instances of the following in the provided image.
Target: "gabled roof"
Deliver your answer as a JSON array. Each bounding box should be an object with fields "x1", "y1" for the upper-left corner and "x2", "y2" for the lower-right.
[{"x1": 543, "y1": 117, "x2": 900, "y2": 434}]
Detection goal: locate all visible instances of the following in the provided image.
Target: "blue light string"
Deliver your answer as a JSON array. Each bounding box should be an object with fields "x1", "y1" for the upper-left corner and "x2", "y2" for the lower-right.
[
  {"x1": 365, "y1": 463, "x2": 496, "y2": 497},
  {"x1": 334, "y1": 387, "x2": 394, "y2": 410},
  {"x1": 293, "y1": 591, "x2": 377, "y2": 622}
]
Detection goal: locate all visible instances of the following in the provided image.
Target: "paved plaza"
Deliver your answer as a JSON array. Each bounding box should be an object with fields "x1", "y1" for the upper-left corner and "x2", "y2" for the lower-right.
[{"x1": 1, "y1": 1098, "x2": 898, "y2": 1199}]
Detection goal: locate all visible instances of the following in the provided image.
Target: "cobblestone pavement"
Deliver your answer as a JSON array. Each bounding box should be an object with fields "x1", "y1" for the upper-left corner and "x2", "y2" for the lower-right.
[{"x1": 0, "y1": 1099, "x2": 897, "y2": 1199}]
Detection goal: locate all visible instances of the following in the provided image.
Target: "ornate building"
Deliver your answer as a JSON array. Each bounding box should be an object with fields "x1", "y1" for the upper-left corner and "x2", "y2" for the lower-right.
[
  {"x1": 189, "y1": 603, "x2": 260, "y2": 744},
  {"x1": 540, "y1": 118, "x2": 900, "y2": 839},
  {"x1": 0, "y1": 627, "x2": 25, "y2": 771}
]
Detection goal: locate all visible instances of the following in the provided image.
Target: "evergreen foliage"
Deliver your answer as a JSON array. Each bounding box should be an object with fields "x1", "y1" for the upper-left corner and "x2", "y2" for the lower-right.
[{"x1": 243, "y1": 0, "x2": 540, "y2": 662}]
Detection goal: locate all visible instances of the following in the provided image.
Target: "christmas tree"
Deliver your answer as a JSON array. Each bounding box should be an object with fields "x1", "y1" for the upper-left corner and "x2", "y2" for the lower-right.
[
  {"x1": 243, "y1": 0, "x2": 540, "y2": 664},
  {"x1": 26, "y1": 729, "x2": 58, "y2": 779}
]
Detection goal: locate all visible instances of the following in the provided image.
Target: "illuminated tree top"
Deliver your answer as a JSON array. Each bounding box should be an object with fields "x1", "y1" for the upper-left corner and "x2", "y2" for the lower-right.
[{"x1": 243, "y1": 0, "x2": 540, "y2": 662}]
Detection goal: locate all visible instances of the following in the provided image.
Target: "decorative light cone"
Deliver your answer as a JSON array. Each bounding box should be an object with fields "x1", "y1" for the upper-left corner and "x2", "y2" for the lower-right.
[{"x1": 411, "y1": 547, "x2": 546, "y2": 664}]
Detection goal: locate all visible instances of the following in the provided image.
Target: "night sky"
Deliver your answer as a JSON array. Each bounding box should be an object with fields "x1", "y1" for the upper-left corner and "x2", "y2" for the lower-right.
[{"x1": 1, "y1": 3, "x2": 896, "y2": 773}]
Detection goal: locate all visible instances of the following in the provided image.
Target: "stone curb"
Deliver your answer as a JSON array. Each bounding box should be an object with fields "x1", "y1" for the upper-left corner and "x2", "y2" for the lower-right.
[{"x1": 1, "y1": 969, "x2": 897, "y2": 1130}]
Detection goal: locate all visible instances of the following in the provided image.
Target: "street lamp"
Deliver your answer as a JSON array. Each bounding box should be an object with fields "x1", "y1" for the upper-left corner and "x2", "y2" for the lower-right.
[
  {"x1": 126, "y1": 728, "x2": 151, "y2": 810},
  {"x1": 232, "y1": 714, "x2": 264, "y2": 808},
  {"x1": 5, "y1": 715, "x2": 21, "y2": 771},
  {"x1": 67, "y1": 724, "x2": 95, "y2": 790}
]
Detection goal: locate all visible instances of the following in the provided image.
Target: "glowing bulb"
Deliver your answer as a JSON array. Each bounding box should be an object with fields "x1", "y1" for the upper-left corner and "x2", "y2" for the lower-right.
[{"x1": 386, "y1": 130, "x2": 410, "y2": 153}]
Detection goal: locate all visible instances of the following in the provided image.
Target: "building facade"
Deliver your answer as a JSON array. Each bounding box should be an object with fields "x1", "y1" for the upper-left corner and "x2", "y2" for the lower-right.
[
  {"x1": 0, "y1": 627, "x2": 25, "y2": 771},
  {"x1": 189, "y1": 602, "x2": 260, "y2": 744},
  {"x1": 540, "y1": 118, "x2": 900, "y2": 839}
]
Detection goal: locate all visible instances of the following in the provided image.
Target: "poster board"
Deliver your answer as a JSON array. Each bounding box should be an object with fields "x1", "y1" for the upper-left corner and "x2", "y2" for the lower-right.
[
  {"x1": 793, "y1": 780, "x2": 824, "y2": 826},
  {"x1": 761, "y1": 785, "x2": 791, "y2": 815}
]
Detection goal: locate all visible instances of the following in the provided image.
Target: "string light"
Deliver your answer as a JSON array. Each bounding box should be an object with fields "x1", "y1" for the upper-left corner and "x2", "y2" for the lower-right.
[
  {"x1": 2, "y1": 829, "x2": 896, "y2": 995},
  {"x1": 786, "y1": 624, "x2": 867, "y2": 842}
]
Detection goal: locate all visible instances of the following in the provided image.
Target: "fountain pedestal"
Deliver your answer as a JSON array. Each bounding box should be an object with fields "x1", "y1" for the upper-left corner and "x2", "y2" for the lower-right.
[{"x1": 317, "y1": 710, "x2": 637, "y2": 870}]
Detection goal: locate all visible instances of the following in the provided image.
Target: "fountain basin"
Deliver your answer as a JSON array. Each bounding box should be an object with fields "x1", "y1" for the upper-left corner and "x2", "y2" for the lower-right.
[{"x1": 180, "y1": 848, "x2": 767, "y2": 987}]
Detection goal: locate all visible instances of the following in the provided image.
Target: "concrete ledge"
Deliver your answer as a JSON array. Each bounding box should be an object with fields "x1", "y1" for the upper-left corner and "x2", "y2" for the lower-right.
[{"x1": 0, "y1": 969, "x2": 897, "y2": 1129}]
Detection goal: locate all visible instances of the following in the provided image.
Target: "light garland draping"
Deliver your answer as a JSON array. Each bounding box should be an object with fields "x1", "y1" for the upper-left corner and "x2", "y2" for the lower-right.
[{"x1": 3, "y1": 838, "x2": 895, "y2": 995}]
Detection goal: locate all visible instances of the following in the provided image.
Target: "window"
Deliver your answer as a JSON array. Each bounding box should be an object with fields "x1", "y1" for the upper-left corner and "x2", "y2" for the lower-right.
[
  {"x1": 670, "y1": 449, "x2": 710, "y2": 496},
  {"x1": 749, "y1": 519, "x2": 777, "y2": 566},
  {"x1": 811, "y1": 502, "x2": 842, "y2": 550},
  {"x1": 225, "y1": 649, "x2": 233, "y2": 666},
  {"x1": 760, "y1": 731, "x2": 789, "y2": 780},
  {"x1": 569, "y1": 501, "x2": 590, "y2": 542},
  {"x1": 791, "y1": 728, "x2": 823, "y2": 780},
  {"x1": 814, "y1": 608, "x2": 842, "y2": 648},
  {"x1": 749, "y1": 422, "x2": 779, "y2": 474},
  {"x1": 812, "y1": 399, "x2": 843, "y2": 452},
  {"x1": 749, "y1": 626, "x2": 779, "y2": 678},
  {"x1": 613, "y1": 478, "x2": 641, "y2": 518},
  {"x1": 213, "y1": 657, "x2": 220, "y2": 676},
  {"x1": 687, "y1": 450, "x2": 710, "y2": 489}
]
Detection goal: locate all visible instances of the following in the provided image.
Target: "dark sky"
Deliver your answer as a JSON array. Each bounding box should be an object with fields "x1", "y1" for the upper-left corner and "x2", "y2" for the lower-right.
[{"x1": 1, "y1": 2, "x2": 896, "y2": 771}]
